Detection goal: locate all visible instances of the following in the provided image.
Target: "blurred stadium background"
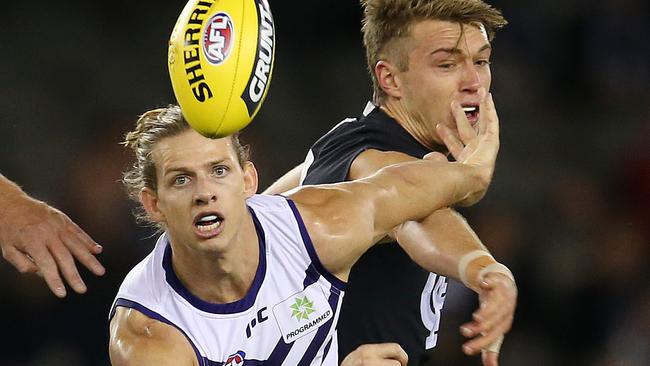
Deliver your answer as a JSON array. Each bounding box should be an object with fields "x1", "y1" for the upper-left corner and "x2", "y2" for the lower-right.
[{"x1": 1, "y1": 1, "x2": 648, "y2": 365}]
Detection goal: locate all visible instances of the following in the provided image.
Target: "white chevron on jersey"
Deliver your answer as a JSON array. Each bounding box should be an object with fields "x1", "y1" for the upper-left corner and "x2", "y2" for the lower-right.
[{"x1": 109, "y1": 194, "x2": 346, "y2": 365}]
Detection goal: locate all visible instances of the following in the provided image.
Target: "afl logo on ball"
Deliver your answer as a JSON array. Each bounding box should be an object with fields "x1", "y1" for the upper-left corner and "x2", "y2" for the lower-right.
[{"x1": 203, "y1": 12, "x2": 234, "y2": 65}]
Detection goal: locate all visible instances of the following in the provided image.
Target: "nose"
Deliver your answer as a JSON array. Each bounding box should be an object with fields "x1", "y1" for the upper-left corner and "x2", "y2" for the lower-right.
[
  {"x1": 460, "y1": 62, "x2": 481, "y2": 93},
  {"x1": 193, "y1": 178, "x2": 217, "y2": 205},
  {"x1": 194, "y1": 192, "x2": 217, "y2": 205}
]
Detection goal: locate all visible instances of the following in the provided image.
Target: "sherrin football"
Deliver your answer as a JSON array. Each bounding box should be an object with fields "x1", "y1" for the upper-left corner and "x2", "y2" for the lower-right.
[{"x1": 168, "y1": 0, "x2": 275, "y2": 137}]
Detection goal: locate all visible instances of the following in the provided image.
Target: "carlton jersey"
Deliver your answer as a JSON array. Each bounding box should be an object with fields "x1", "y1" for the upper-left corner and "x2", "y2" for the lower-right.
[
  {"x1": 109, "y1": 195, "x2": 346, "y2": 366},
  {"x1": 301, "y1": 103, "x2": 448, "y2": 365}
]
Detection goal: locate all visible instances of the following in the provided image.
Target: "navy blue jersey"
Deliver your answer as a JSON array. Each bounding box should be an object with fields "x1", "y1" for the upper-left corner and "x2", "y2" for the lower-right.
[{"x1": 302, "y1": 103, "x2": 449, "y2": 365}]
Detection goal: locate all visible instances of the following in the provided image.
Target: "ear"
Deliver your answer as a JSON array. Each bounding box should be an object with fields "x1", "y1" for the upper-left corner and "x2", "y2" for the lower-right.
[
  {"x1": 242, "y1": 161, "x2": 259, "y2": 197},
  {"x1": 375, "y1": 60, "x2": 403, "y2": 99},
  {"x1": 140, "y1": 187, "x2": 165, "y2": 223}
]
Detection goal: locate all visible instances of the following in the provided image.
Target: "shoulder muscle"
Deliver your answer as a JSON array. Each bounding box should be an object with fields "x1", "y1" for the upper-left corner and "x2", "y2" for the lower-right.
[{"x1": 109, "y1": 307, "x2": 197, "y2": 366}]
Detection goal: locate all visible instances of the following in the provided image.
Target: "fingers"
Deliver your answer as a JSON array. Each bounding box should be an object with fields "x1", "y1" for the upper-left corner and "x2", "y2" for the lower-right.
[
  {"x1": 450, "y1": 100, "x2": 476, "y2": 144},
  {"x1": 481, "y1": 350, "x2": 499, "y2": 366},
  {"x1": 341, "y1": 343, "x2": 408, "y2": 366},
  {"x1": 477, "y1": 88, "x2": 488, "y2": 135},
  {"x1": 62, "y1": 225, "x2": 106, "y2": 276},
  {"x1": 371, "y1": 343, "x2": 408, "y2": 364},
  {"x1": 28, "y1": 239, "x2": 68, "y2": 298},
  {"x1": 479, "y1": 91, "x2": 499, "y2": 139},
  {"x1": 460, "y1": 273, "x2": 516, "y2": 356},
  {"x1": 65, "y1": 217, "x2": 104, "y2": 255},
  {"x1": 423, "y1": 151, "x2": 448, "y2": 162},
  {"x1": 436, "y1": 124, "x2": 464, "y2": 159},
  {"x1": 2, "y1": 246, "x2": 38, "y2": 274},
  {"x1": 49, "y1": 239, "x2": 87, "y2": 295},
  {"x1": 462, "y1": 316, "x2": 511, "y2": 355},
  {"x1": 474, "y1": 275, "x2": 516, "y2": 330}
]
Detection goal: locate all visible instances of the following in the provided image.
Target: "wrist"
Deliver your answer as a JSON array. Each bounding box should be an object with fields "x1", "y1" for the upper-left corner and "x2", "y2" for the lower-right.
[
  {"x1": 458, "y1": 250, "x2": 495, "y2": 291},
  {"x1": 478, "y1": 262, "x2": 514, "y2": 284},
  {"x1": 0, "y1": 179, "x2": 33, "y2": 221},
  {"x1": 455, "y1": 165, "x2": 489, "y2": 207}
]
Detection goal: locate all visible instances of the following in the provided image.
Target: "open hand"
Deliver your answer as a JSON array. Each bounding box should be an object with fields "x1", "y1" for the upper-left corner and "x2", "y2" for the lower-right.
[{"x1": 0, "y1": 191, "x2": 105, "y2": 297}]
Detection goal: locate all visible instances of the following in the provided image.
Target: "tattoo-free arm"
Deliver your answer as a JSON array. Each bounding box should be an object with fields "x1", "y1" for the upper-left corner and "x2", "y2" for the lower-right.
[{"x1": 109, "y1": 307, "x2": 197, "y2": 366}]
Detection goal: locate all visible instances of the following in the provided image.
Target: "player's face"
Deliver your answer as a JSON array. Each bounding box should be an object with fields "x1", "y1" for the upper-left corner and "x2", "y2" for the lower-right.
[
  {"x1": 142, "y1": 129, "x2": 257, "y2": 254},
  {"x1": 397, "y1": 20, "x2": 492, "y2": 145}
]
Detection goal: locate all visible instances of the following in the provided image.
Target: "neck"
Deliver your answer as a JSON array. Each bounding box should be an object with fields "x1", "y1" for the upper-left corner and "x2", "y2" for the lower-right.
[
  {"x1": 170, "y1": 214, "x2": 260, "y2": 304},
  {"x1": 380, "y1": 98, "x2": 445, "y2": 152}
]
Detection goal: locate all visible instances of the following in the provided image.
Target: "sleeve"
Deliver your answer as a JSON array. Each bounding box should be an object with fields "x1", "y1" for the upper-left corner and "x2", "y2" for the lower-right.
[
  {"x1": 301, "y1": 115, "x2": 427, "y2": 185},
  {"x1": 301, "y1": 120, "x2": 372, "y2": 185}
]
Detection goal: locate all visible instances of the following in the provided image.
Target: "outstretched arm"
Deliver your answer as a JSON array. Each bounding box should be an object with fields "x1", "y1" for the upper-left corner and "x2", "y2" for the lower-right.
[
  {"x1": 395, "y1": 211, "x2": 516, "y2": 365},
  {"x1": 291, "y1": 93, "x2": 499, "y2": 278},
  {"x1": 0, "y1": 174, "x2": 105, "y2": 297}
]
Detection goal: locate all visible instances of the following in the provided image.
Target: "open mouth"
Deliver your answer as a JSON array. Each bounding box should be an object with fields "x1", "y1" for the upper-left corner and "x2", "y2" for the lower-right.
[
  {"x1": 462, "y1": 105, "x2": 480, "y2": 122},
  {"x1": 194, "y1": 212, "x2": 224, "y2": 233}
]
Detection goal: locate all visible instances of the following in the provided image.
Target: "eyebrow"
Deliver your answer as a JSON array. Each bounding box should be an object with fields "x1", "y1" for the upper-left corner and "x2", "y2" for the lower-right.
[
  {"x1": 430, "y1": 43, "x2": 492, "y2": 56},
  {"x1": 163, "y1": 159, "x2": 229, "y2": 177},
  {"x1": 163, "y1": 167, "x2": 189, "y2": 177}
]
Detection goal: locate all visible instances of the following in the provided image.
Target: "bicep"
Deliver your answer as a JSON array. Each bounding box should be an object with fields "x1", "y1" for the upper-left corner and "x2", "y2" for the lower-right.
[
  {"x1": 289, "y1": 186, "x2": 377, "y2": 280},
  {"x1": 109, "y1": 307, "x2": 197, "y2": 366}
]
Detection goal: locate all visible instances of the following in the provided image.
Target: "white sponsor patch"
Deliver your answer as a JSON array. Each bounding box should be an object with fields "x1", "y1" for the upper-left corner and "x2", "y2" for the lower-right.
[{"x1": 273, "y1": 283, "x2": 333, "y2": 343}]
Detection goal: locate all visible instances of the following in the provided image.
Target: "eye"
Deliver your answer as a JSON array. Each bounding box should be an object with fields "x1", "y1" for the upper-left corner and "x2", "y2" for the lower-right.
[
  {"x1": 475, "y1": 59, "x2": 491, "y2": 67},
  {"x1": 213, "y1": 165, "x2": 229, "y2": 177},
  {"x1": 173, "y1": 175, "x2": 190, "y2": 186},
  {"x1": 438, "y1": 62, "x2": 456, "y2": 69}
]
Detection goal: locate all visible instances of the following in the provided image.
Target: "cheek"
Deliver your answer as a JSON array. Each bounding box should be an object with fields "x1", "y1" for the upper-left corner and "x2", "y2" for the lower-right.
[
  {"x1": 480, "y1": 68, "x2": 492, "y2": 88},
  {"x1": 159, "y1": 192, "x2": 189, "y2": 219}
]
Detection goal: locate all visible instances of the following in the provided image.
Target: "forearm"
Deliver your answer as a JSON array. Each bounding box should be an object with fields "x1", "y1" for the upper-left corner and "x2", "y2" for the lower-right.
[
  {"x1": 0, "y1": 174, "x2": 27, "y2": 199},
  {"x1": 394, "y1": 208, "x2": 490, "y2": 289},
  {"x1": 0, "y1": 174, "x2": 31, "y2": 221},
  {"x1": 395, "y1": 208, "x2": 513, "y2": 295},
  {"x1": 371, "y1": 159, "x2": 486, "y2": 230},
  {"x1": 262, "y1": 163, "x2": 304, "y2": 195}
]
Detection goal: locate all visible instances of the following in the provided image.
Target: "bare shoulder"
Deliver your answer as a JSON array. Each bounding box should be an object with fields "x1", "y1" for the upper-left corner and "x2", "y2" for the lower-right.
[
  {"x1": 350, "y1": 149, "x2": 418, "y2": 180},
  {"x1": 109, "y1": 307, "x2": 198, "y2": 366}
]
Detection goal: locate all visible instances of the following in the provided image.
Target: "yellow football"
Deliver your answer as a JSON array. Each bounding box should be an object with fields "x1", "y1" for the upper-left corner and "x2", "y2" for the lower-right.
[{"x1": 168, "y1": 0, "x2": 275, "y2": 137}]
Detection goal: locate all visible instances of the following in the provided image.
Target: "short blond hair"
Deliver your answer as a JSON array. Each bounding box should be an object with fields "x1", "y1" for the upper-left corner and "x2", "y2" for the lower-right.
[
  {"x1": 361, "y1": 0, "x2": 507, "y2": 103},
  {"x1": 121, "y1": 105, "x2": 250, "y2": 227}
]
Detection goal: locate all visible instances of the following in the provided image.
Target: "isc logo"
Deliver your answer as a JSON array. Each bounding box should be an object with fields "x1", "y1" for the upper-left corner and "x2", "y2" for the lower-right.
[
  {"x1": 245, "y1": 306, "x2": 269, "y2": 338},
  {"x1": 203, "y1": 12, "x2": 233, "y2": 65}
]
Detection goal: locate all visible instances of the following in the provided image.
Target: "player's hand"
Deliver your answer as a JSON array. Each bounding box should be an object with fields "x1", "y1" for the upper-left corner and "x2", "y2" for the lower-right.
[
  {"x1": 0, "y1": 192, "x2": 105, "y2": 297},
  {"x1": 459, "y1": 272, "x2": 517, "y2": 365},
  {"x1": 437, "y1": 88, "x2": 499, "y2": 206},
  {"x1": 341, "y1": 343, "x2": 408, "y2": 366}
]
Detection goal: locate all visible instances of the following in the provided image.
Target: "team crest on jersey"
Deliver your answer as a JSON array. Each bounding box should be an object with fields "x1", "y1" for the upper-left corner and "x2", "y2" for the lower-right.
[
  {"x1": 202, "y1": 12, "x2": 234, "y2": 65},
  {"x1": 273, "y1": 283, "x2": 333, "y2": 343},
  {"x1": 224, "y1": 350, "x2": 246, "y2": 366}
]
